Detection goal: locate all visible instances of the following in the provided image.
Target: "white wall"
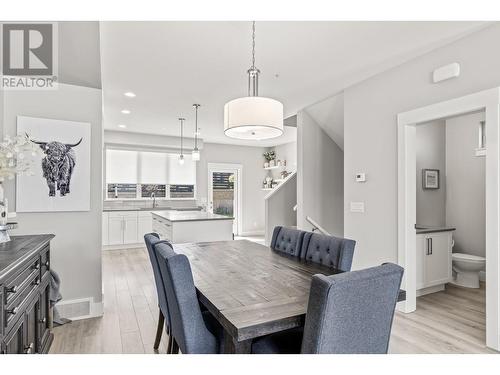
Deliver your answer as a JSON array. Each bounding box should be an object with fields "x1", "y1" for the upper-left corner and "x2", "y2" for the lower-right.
[
  {"x1": 3, "y1": 83, "x2": 103, "y2": 308},
  {"x1": 446, "y1": 111, "x2": 486, "y2": 257},
  {"x1": 344, "y1": 23, "x2": 500, "y2": 269},
  {"x1": 274, "y1": 141, "x2": 297, "y2": 172},
  {"x1": 197, "y1": 143, "x2": 267, "y2": 235},
  {"x1": 297, "y1": 110, "x2": 344, "y2": 236},
  {"x1": 265, "y1": 174, "x2": 297, "y2": 245},
  {"x1": 416, "y1": 120, "x2": 446, "y2": 227}
]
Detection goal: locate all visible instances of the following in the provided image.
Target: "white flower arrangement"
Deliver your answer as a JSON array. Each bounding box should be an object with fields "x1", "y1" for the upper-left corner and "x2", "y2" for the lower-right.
[{"x1": 0, "y1": 134, "x2": 41, "y2": 182}]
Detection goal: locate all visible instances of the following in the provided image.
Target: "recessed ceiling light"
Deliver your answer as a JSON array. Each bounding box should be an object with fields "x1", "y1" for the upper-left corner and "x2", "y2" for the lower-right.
[
  {"x1": 124, "y1": 92, "x2": 136, "y2": 98},
  {"x1": 121, "y1": 109, "x2": 131, "y2": 114},
  {"x1": 118, "y1": 124, "x2": 127, "y2": 129}
]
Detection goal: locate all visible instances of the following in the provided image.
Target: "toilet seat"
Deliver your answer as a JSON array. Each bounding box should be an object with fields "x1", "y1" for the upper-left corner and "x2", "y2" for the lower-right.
[{"x1": 452, "y1": 252, "x2": 485, "y2": 263}]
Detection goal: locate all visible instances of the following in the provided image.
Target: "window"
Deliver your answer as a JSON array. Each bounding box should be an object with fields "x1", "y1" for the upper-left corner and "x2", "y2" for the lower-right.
[
  {"x1": 141, "y1": 184, "x2": 166, "y2": 198},
  {"x1": 105, "y1": 148, "x2": 197, "y2": 200},
  {"x1": 169, "y1": 185, "x2": 195, "y2": 199},
  {"x1": 107, "y1": 184, "x2": 137, "y2": 199}
]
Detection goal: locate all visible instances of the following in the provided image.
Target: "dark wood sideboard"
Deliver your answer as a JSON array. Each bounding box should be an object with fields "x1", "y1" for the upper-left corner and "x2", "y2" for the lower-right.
[{"x1": 0, "y1": 235, "x2": 55, "y2": 354}]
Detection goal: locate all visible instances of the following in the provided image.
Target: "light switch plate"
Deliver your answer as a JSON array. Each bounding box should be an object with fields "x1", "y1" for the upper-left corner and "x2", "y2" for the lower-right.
[
  {"x1": 356, "y1": 173, "x2": 366, "y2": 182},
  {"x1": 350, "y1": 201, "x2": 365, "y2": 213}
]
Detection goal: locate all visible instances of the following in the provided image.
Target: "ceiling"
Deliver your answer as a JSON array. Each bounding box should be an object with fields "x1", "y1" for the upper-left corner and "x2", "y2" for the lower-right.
[{"x1": 100, "y1": 21, "x2": 488, "y2": 147}]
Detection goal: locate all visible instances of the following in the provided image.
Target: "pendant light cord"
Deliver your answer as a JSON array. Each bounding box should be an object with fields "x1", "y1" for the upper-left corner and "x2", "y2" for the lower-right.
[
  {"x1": 193, "y1": 104, "x2": 200, "y2": 149},
  {"x1": 251, "y1": 21, "x2": 256, "y2": 70},
  {"x1": 179, "y1": 118, "x2": 184, "y2": 156}
]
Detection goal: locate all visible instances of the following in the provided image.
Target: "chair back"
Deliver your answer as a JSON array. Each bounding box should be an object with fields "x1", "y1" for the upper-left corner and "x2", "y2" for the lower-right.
[
  {"x1": 301, "y1": 232, "x2": 355, "y2": 271},
  {"x1": 154, "y1": 242, "x2": 218, "y2": 354},
  {"x1": 301, "y1": 263, "x2": 403, "y2": 354},
  {"x1": 270, "y1": 226, "x2": 305, "y2": 257},
  {"x1": 144, "y1": 233, "x2": 170, "y2": 322}
]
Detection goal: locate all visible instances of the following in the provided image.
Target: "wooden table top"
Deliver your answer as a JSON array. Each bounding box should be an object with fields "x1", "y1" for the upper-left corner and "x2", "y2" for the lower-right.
[{"x1": 174, "y1": 239, "x2": 340, "y2": 342}]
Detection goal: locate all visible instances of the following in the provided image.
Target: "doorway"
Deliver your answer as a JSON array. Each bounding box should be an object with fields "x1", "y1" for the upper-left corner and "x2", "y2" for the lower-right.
[
  {"x1": 207, "y1": 163, "x2": 242, "y2": 236},
  {"x1": 397, "y1": 87, "x2": 500, "y2": 350}
]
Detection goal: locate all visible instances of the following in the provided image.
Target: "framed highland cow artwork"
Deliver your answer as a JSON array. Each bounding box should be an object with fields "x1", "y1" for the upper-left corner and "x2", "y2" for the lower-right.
[{"x1": 16, "y1": 116, "x2": 91, "y2": 212}]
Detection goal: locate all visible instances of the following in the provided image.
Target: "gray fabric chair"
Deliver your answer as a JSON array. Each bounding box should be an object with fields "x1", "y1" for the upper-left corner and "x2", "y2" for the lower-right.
[
  {"x1": 270, "y1": 226, "x2": 305, "y2": 257},
  {"x1": 301, "y1": 232, "x2": 355, "y2": 271},
  {"x1": 154, "y1": 242, "x2": 223, "y2": 354},
  {"x1": 252, "y1": 263, "x2": 404, "y2": 354},
  {"x1": 144, "y1": 233, "x2": 173, "y2": 352}
]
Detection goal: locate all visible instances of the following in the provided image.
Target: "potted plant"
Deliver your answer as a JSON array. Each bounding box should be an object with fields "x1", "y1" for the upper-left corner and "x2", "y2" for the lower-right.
[{"x1": 263, "y1": 150, "x2": 276, "y2": 167}]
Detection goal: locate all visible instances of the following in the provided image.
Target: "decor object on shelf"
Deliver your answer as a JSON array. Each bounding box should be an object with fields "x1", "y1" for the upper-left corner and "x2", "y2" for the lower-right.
[
  {"x1": 192, "y1": 104, "x2": 201, "y2": 161},
  {"x1": 17, "y1": 116, "x2": 91, "y2": 212},
  {"x1": 264, "y1": 162, "x2": 269, "y2": 168},
  {"x1": 263, "y1": 150, "x2": 276, "y2": 162},
  {"x1": 422, "y1": 169, "x2": 440, "y2": 189},
  {"x1": 223, "y1": 21, "x2": 283, "y2": 140},
  {"x1": 178, "y1": 117, "x2": 185, "y2": 165}
]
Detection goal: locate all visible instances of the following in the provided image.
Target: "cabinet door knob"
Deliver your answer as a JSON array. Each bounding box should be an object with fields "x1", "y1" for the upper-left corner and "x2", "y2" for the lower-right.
[
  {"x1": 7, "y1": 307, "x2": 18, "y2": 315},
  {"x1": 32, "y1": 278, "x2": 40, "y2": 286},
  {"x1": 6, "y1": 285, "x2": 18, "y2": 294},
  {"x1": 38, "y1": 318, "x2": 47, "y2": 324},
  {"x1": 24, "y1": 343, "x2": 34, "y2": 354},
  {"x1": 44, "y1": 260, "x2": 50, "y2": 268},
  {"x1": 32, "y1": 263, "x2": 40, "y2": 270}
]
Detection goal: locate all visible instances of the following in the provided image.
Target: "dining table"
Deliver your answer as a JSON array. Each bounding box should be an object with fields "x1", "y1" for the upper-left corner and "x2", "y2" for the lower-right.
[{"x1": 174, "y1": 239, "x2": 406, "y2": 354}]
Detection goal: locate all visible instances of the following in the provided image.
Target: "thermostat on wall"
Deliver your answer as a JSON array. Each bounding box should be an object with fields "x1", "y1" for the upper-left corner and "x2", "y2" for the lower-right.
[{"x1": 355, "y1": 173, "x2": 366, "y2": 182}]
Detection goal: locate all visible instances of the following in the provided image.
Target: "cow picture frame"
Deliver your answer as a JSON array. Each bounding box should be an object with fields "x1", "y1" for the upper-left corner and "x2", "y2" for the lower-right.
[
  {"x1": 16, "y1": 116, "x2": 91, "y2": 212},
  {"x1": 422, "y1": 168, "x2": 440, "y2": 190}
]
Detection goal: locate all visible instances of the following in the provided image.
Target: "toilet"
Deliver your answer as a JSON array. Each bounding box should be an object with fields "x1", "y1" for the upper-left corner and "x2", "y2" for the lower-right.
[{"x1": 451, "y1": 252, "x2": 485, "y2": 288}]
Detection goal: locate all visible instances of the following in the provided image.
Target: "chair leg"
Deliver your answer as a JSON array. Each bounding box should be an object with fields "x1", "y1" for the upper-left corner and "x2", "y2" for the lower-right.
[
  {"x1": 154, "y1": 311, "x2": 164, "y2": 350},
  {"x1": 171, "y1": 339, "x2": 180, "y2": 354},
  {"x1": 166, "y1": 332, "x2": 173, "y2": 354}
]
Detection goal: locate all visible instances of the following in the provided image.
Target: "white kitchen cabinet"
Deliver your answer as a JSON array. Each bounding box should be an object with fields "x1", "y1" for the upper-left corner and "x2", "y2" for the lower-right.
[
  {"x1": 104, "y1": 211, "x2": 140, "y2": 247},
  {"x1": 137, "y1": 211, "x2": 153, "y2": 243},
  {"x1": 108, "y1": 215, "x2": 124, "y2": 245},
  {"x1": 416, "y1": 230, "x2": 453, "y2": 294}
]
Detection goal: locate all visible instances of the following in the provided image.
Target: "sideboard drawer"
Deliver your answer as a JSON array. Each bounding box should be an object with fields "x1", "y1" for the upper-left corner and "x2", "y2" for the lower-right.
[
  {"x1": 4, "y1": 271, "x2": 40, "y2": 330},
  {"x1": 4, "y1": 257, "x2": 40, "y2": 307}
]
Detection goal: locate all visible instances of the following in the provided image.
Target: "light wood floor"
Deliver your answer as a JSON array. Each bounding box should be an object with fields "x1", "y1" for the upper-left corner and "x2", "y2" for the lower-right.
[{"x1": 50, "y1": 247, "x2": 496, "y2": 354}]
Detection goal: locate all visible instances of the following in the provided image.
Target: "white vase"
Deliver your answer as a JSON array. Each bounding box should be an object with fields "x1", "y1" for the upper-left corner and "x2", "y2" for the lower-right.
[{"x1": 270, "y1": 160, "x2": 275, "y2": 167}]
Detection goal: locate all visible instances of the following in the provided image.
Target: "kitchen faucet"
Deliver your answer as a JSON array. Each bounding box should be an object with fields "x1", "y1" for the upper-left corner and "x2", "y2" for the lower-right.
[{"x1": 151, "y1": 191, "x2": 157, "y2": 208}]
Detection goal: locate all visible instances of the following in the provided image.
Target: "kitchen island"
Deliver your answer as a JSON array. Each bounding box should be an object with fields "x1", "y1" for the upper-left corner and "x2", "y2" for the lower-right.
[{"x1": 152, "y1": 211, "x2": 234, "y2": 243}]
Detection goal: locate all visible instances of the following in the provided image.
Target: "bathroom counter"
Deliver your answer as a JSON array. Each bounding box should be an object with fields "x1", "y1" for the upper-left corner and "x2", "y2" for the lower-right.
[{"x1": 415, "y1": 226, "x2": 456, "y2": 234}]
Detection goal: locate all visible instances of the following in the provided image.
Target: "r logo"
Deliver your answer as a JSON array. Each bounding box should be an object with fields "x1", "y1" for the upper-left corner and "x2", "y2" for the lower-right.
[{"x1": 2, "y1": 23, "x2": 53, "y2": 76}]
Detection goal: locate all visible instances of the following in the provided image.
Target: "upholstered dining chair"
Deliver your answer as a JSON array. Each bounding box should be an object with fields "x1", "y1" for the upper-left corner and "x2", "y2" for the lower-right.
[
  {"x1": 144, "y1": 233, "x2": 173, "y2": 353},
  {"x1": 270, "y1": 226, "x2": 306, "y2": 257},
  {"x1": 251, "y1": 263, "x2": 404, "y2": 354},
  {"x1": 301, "y1": 232, "x2": 356, "y2": 271},
  {"x1": 154, "y1": 242, "x2": 224, "y2": 354}
]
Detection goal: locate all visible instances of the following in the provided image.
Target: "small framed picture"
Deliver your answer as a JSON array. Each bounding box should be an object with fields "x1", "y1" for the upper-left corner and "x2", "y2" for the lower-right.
[{"x1": 422, "y1": 169, "x2": 440, "y2": 189}]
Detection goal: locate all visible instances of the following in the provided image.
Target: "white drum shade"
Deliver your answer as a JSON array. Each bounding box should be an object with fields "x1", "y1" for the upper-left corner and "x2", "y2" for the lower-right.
[{"x1": 224, "y1": 96, "x2": 284, "y2": 140}]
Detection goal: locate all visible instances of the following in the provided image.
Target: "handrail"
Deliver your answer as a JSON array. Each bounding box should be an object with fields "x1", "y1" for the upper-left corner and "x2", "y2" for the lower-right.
[{"x1": 306, "y1": 216, "x2": 330, "y2": 236}]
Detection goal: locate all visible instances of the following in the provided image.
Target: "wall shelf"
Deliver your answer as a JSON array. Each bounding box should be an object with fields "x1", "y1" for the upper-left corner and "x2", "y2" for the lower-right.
[{"x1": 263, "y1": 165, "x2": 283, "y2": 170}]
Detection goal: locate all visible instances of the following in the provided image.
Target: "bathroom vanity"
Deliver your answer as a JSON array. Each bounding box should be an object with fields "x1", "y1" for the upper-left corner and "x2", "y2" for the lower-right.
[{"x1": 416, "y1": 226, "x2": 455, "y2": 296}]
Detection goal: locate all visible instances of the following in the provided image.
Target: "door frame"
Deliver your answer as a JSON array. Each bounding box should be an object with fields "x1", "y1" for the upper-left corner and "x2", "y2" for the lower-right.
[
  {"x1": 207, "y1": 163, "x2": 243, "y2": 236},
  {"x1": 397, "y1": 87, "x2": 500, "y2": 350}
]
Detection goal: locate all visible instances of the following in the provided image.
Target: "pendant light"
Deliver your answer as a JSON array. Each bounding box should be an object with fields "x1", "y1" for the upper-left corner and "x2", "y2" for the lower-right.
[
  {"x1": 192, "y1": 104, "x2": 201, "y2": 161},
  {"x1": 178, "y1": 117, "x2": 185, "y2": 165},
  {"x1": 224, "y1": 21, "x2": 283, "y2": 140}
]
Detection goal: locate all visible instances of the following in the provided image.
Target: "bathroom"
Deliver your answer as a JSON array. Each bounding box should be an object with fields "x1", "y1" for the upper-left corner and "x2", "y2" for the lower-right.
[{"x1": 416, "y1": 110, "x2": 486, "y2": 296}]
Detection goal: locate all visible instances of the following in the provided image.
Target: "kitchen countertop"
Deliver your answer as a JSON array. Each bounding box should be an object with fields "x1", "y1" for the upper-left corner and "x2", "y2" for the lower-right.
[
  {"x1": 103, "y1": 206, "x2": 203, "y2": 212},
  {"x1": 153, "y1": 210, "x2": 233, "y2": 222},
  {"x1": 415, "y1": 225, "x2": 456, "y2": 234}
]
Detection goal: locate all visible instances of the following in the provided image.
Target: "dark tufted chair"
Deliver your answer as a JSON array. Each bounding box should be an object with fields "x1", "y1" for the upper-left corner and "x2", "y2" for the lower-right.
[
  {"x1": 154, "y1": 242, "x2": 224, "y2": 354},
  {"x1": 252, "y1": 263, "x2": 404, "y2": 354},
  {"x1": 270, "y1": 226, "x2": 305, "y2": 257},
  {"x1": 144, "y1": 233, "x2": 173, "y2": 352},
  {"x1": 301, "y1": 232, "x2": 356, "y2": 271}
]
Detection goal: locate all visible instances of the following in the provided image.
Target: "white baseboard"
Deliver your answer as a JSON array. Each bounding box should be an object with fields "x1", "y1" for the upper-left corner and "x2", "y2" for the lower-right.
[
  {"x1": 102, "y1": 243, "x2": 144, "y2": 251},
  {"x1": 239, "y1": 230, "x2": 264, "y2": 236},
  {"x1": 57, "y1": 296, "x2": 104, "y2": 321}
]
